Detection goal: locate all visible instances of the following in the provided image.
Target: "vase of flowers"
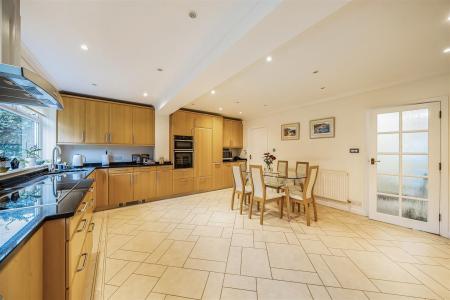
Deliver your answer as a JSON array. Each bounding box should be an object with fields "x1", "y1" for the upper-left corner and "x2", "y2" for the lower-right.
[
  {"x1": 24, "y1": 145, "x2": 42, "y2": 167},
  {"x1": 263, "y1": 152, "x2": 276, "y2": 172}
]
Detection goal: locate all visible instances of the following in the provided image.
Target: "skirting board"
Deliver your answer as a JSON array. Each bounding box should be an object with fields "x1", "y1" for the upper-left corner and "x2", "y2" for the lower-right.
[{"x1": 315, "y1": 197, "x2": 366, "y2": 216}]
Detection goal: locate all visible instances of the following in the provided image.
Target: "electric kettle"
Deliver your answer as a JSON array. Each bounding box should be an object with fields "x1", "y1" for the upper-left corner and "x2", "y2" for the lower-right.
[{"x1": 72, "y1": 154, "x2": 86, "y2": 167}]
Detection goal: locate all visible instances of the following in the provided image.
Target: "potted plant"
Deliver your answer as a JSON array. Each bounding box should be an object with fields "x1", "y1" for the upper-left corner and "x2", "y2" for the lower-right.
[
  {"x1": 24, "y1": 145, "x2": 42, "y2": 167},
  {"x1": 263, "y1": 152, "x2": 276, "y2": 172},
  {"x1": 0, "y1": 152, "x2": 10, "y2": 173}
]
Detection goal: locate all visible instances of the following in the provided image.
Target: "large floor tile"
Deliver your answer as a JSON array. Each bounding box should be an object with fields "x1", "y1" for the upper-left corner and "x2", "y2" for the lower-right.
[
  {"x1": 190, "y1": 237, "x2": 231, "y2": 262},
  {"x1": 221, "y1": 287, "x2": 257, "y2": 300},
  {"x1": 223, "y1": 274, "x2": 256, "y2": 291},
  {"x1": 241, "y1": 248, "x2": 272, "y2": 278},
  {"x1": 319, "y1": 236, "x2": 364, "y2": 250},
  {"x1": 300, "y1": 240, "x2": 332, "y2": 255},
  {"x1": 266, "y1": 243, "x2": 315, "y2": 272},
  {"x1": 371, "y1": 279, "x2": 439, "y2": 299},
  {"x1": 257, "y1": 278, "x2": 312, "y2": 300},
  {"x1": 110, "y1": 274, "x2": 158, "y2": 300},
  {"x1": 158, "y1": 240, "x2": 195, "y2": 267},
  {"x1": 192, "y1": 225, "x2": 223, "y2": 237},
  {"x1": 203, "y1": 272, "x2": 224, "y2": 300},
  {"x1": 121, "y1": 231, "x2": 167, "y2": 252},
  {"x1": 326, "y1": 287, "x2": 368, "y2": 300},
  {"x1": 153, "y1": 267, "x2": 209, "y2": 299}
]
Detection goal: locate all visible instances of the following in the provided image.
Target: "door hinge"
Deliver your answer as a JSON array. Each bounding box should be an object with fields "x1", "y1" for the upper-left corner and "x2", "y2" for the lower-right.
[
  {"x1": 439, "y1": 110, "x2": 442, "y2": 119},
  {"x1": 439, "y1": 213, "x2": 441, "y2": 222},
  {"x1": 439, "y1": 162, "x2": 442, "y2": 171}
]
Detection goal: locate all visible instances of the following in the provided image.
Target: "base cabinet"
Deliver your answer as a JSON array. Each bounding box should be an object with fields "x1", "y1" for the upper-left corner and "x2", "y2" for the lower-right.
[
  {"x1": 108, "y1": 168, "x2": 134, "y2": 205},
  {"x1": 133, "y1": 168, "x2": 157, "y2": 201},
  {"x1": 157, "y1": 166, "x2": 173, "y2": 197},
  {"x1": 213, "y1": 163, "x2": 224, "y2": 189}
]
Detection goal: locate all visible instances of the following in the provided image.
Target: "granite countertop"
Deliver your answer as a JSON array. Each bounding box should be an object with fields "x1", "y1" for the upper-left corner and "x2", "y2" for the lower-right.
[
  {"x1": 0, "y1": 168, "x2": 95, "y2": 267},
  {"x1": 84, "y1": 161, "x2": 172, "y2": 169},
  {"x1": 223, "y1": 158, "x2": 247, "y2": 163}
]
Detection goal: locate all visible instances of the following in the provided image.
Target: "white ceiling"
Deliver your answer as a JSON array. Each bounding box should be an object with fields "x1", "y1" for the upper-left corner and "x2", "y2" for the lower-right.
[
  {"x1": 189, "y1": 0, "x2": 450, "y2": 119},
  {"x1": 21, "y1": 0, "x2": 450, "y2": 119},
  {"x1": 20, "y1": 0, "x2": 280, "y2": 104}
]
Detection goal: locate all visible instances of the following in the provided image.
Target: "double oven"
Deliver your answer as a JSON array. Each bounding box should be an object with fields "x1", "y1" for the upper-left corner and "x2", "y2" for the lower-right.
[{"x1": 174, "y1": 135, "x2": 194, "y2": 169}]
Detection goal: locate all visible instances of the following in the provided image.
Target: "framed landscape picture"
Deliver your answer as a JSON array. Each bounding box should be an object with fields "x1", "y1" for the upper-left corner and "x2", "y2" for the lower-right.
[
  {"x1": 310, "y1": 117, "x2": 335, "y2": 139},
  {"x1": 281, "y1": 123, "x2": 300, "y2": 140}
]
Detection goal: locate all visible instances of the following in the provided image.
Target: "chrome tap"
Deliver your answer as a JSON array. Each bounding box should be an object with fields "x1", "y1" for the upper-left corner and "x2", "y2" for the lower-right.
[{"x1": 50, "y1": 145, "x2": 62, "y2": 171}]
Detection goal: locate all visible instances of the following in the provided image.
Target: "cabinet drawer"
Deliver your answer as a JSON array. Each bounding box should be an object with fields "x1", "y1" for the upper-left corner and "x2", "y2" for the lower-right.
[
  {"x1": 173, "y1": 178, "x2": 194, "y2": 194},
  {"x1": 157, "y1": 165, "x2": 173, "y2": 171},
  {"x1": 196, "y1": 176, "x2": 213, "y2": 192},
  {"x1": 67, "y1": 226, "x2": 93, "y2": 299},
  {"x1": 173, "y1": 168, "x2": 194, "y2": 179},
  {"x1": 67, "y1": 191, "x2": 94, "y2": 240},
  {"x1": 109, "y1": 167, "x2": 134, "y2": 174},
  {"x1": 133, "y1": 166, "x2": 156, "y2": 172}
]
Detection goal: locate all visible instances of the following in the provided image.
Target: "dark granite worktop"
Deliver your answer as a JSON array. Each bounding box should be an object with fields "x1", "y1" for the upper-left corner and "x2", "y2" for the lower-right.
[
  {"x1": 0, "y1": 168, "x2": 95, "y2": 267},
  {"x1": 84, "y1": 161, "x2": 172, "y2": 169}
]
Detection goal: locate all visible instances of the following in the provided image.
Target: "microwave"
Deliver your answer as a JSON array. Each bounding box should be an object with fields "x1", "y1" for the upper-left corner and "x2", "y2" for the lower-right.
[
  {"x1": 174, "y1": 135, "x2": 193, "y2": 150},
  {"x1": 223, "y1": 149, "x2": 233, "y2": 161}
]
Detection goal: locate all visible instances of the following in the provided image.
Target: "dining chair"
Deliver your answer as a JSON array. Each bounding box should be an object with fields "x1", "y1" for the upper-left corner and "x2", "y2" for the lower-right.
[
  {"x1": 267, "y1": 160, "x2": 288, "y2": 192},
  {"x1": 277, "y1": 160, "x2": 288, "y2": 178},
  {"x1": 287, "y1": 166, "x2": 319, "y2": 226},
  {"x1": 292, "y1": 161, "x2": 309, "y2": 212},
  {"x1": 249, "y1": 165, "x2": 285, "y2": 225},
  {"x1": 231, "y1": 165, "x2": 252, "y2": 215}
]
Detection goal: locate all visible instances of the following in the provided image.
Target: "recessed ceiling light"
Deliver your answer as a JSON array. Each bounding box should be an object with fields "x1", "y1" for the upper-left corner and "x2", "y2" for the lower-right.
[
  {"x1": 266, "y1": 56, "x2": 272, "y2": 62},
  {"x1": 321, "y1": 86, "x2": 326, "y2": 90},
  {"x1": 219, "y1": 107, "x2": 223, "y2": 111},
  {"x1": 143, "y1": 92, "x2": 148, "y2": 97},
  {"x1": 264, "y1": 104, "x2": 268, "y2": 107},
  {"x1": 80, "y1": 44, "x2": 88, "y2": 51},
  {"x1": 443, "y1": 47, "x2": 450, "y2": 54},
  {"x1": 157, "y1": 68, "x2": 163, "y2": 72},
  {"x1": 313, "y1": 70, "x2": 319, "y2": 74},
  {"x1": 211, "y1": 90, "x2": 216, "y2": 95},
  {"x1": 90, "y1": 83, "x2": 97, "y2": 87},
  {"x1": 189, "y1": 10, "x2": 197, "y2": 19},
  {"x1": 447, "y1": 15, "x2": 450, "y2": 21},
  {"x1": 239, "y1": 111, "x2": 242, "y2": 114}
]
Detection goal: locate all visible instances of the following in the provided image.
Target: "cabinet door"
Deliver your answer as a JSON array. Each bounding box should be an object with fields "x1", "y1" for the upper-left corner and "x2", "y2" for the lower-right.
[
  {"x1": 108, "y1": 171, "x2": 133, "y2": 205},
  {"x1": 85, "y1": 100, "x2": 109, "y2": 144},
  {"x1": 173, "y1": 178, "x2": 195, "y2": 195},
  {"x1": 157, "y1": 169, "x2": 173, "y2": 197},
  {"x1": 133, "y1": 169, "x2": 157, "y2": 200},
  {"x1": 172, "y1": 111, "x2": 194, "y2": 136},
  {"x1": 133, "y1": 107, "x2": 155, "y2": 145},
  {"x1": 223, "y1": 119, "x2": 232, "y2": 148},
  {"x1": 212, "y1": 163, "x2": 224, "y2": 189},
  {"x1": 110, "y1": 103, "x2": 133, "y2": 144},
  {"x1": 223, "y1": 164, "x2": 233, "y2": 188},
  {"x1": 194, "y1": 127, "x2": 212, "y2": 178},
  {"x1": 194, "y1": 113, "x2": 213, "y2": 128},
  {"x1": 196, "y1": 176, "x2": 213, "y2": 192},
  {"x1": 57, "y1": 96, "x2": 85, "y2": 144},
  {"x1": 95, "y1": 169, "x2": 109, "y2": 209},
  {"x1": 212, "y1": 116, "x2": 223, "y2": 163},
  {"x1": 231, "y1": 120, "x2": 243, "y2": 148}
]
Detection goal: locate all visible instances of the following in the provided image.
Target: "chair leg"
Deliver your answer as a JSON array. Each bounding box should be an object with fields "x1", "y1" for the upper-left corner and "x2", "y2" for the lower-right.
[
  {"x1": 312, "y1": 197, "x2": 318, "y2": 221},
  {"x1": 279, "y1": 197, "x2": 284, "y2": 219},
  {"x1": 240, "y1": 193, "x2": 244, "y2": 215},
  {"x1": 286, "y1": 196, "x2": 291, "y2": 221},
  {"x1": 231, "y1": 189, "x2": 236, "y2": 210},
  {"x1": 305, "y1": 201, "x2": 311, "y2": 226},
  {"x1": 257, "y1": 202, "x2": 260, "y2": 211},
  {"x1": 248, "y1": 195, "x2": 254, "y2": 219},
  {"x1": 260, "y1": 200, "x2": 265, "y2": 225}
]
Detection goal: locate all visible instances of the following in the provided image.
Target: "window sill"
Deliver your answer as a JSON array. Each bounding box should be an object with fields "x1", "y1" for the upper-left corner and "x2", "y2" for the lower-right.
[{"x1": 0, "y1": 165, "x2": 48, "y2": 181}]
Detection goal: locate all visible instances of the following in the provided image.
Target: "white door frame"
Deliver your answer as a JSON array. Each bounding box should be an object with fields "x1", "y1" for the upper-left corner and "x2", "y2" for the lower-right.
[{"x1": 366, "y1": 96, "x2": 448, "y2": 237}]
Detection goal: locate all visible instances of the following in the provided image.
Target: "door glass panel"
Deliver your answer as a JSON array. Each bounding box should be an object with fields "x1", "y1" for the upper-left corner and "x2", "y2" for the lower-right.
[
  {"x1": 377, "y1": 194, "x2": 399, "y2": 216},
  {"x1": 377, "y1": 112, "x2": 399, "y2": 132},
  {"x1": 377, "y1": 175, "x2": 399, "y2": 195},
  {"x1": 378, "y1": 134, "x2": 399, "y2": 153},
  {"x1": 402, "y1": 198, "x2": 428, "y2": 221},
  {"x1": 402, "y1": 109, "x2": 428, "y2": 131},
  {"x1": 402, "y1": 132, "x2": 428, "y2": 153},
  {"x1": 377, "y1": 155, "x2": 399, "y2": 175},
  {"x1": 402, "y1": 177, "x2": 428, "y2": 198},
  {"x1": 402, "y1": 155, "x2": 428, "y2": 177}
]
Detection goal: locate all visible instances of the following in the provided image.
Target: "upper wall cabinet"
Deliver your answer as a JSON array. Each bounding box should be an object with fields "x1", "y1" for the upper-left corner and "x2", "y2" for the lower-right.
[
  {"x1": 223, "y1": 118, "x2": 243, "y2": 148},
  {"x1": 57, "y1": 95, "x2": 155, "y2": 146},
  {"x1": 57, "y1": 96, "x2": 85, "y2": 144},
  {"x1": 171, "y1": 110, "x2": 194, "y2": 136}
]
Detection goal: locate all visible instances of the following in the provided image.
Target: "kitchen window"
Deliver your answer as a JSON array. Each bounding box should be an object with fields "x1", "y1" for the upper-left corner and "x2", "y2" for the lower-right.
[{"x1": 0, "y1": 105, "x2": 41, "y2": 158}]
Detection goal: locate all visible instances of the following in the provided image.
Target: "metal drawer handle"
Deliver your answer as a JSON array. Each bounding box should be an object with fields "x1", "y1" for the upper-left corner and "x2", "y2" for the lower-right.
[
  {"x1": 76, "y1": 219, "x2": 87, "y2": 232},
  {"x1": 88, "y1": 222, "x2": 95, "y2": 232},
  {"x1": 76, "y1": 253, "x2": 88, "y2": 272},
  {"x1": 78, "y1": 201, "x2": 88, "y2": 213}
]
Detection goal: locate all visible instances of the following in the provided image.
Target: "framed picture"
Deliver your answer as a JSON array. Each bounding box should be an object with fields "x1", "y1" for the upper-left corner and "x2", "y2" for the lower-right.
[
  {"x1": 310, "y1": 117, "x2": 335, "y2": 139},
  {"x1": 281, "y1": 123, "x2": 300, "y2": 140}
]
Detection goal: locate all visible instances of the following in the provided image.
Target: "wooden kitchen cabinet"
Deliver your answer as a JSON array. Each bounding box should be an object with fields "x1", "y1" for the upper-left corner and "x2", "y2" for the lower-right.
[
  {"x1": 84, "y1": 100, "x2": 110, "y2": 144},
  {"x1": 212, "y1": 116, "x2": 223, "y2": 163},
  {"x1": 173, "y1": 168, "x2": 194, "y2": 195},
  {"x1": 194, "y1": 127, "x2": 212, "y2": 178},
  {"x1": 171, "y1": 110, "x2": 194, "y2": 136},
  {"x1": 110, "y1": 103, "x2": 133, "y2": 144},
  {"x1": 194, "y1": 113, "x2": 213, "y2": 128},
  {"x1": 95, "y1": 169, "x2": 109, "y2": 210},
  {"x1": 108, "y1": 168, "x2": 134, "y2": 205},
  {"x1": 133, "y1": 167, "x2": 157, "y2": 201},
  {"x1": 57, "y1": 96, "x2": 85, "y2": 144},
  {"x1": 212, "y1": 163, "x2": 224, "y2": 189},
  {"x1": 223, "y1": 163, "x2": 233, "y2": 188},
  {"x1": 157, "y1": 166, "x2": 173, "y2": 197},
  {"x1": 223, "y1": 118, "x2": 243, "y2": 148},
  {"x1": 223, "y1": 119, "x2": 232, "y2": 148},
  {"x1": 132, "y1": 107, "x2": 155, "y2": 145}
]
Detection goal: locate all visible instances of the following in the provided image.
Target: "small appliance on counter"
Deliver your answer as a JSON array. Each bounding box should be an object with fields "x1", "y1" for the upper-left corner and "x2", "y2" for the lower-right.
[
  {"x1": 223, "y1": 148, "x2": 233, "y2": 161},
  {"x1": 102, "y1": 150, "x2": 110, "y2": 166},
  {"x1": 132, "y1": 154, "x2": 154, "y2": 165},
  {"x1": 72, "y1": 154, "x2": 86, "y2": 167}
]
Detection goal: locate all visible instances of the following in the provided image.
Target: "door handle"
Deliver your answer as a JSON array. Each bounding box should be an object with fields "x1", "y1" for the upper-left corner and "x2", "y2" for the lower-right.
[{"x1": 370, "y1": 158, "x2": 380, "y2": 165}]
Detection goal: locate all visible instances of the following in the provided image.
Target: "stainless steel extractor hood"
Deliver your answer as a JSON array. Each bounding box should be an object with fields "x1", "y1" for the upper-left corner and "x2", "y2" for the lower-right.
[{"x1": 0, "y1": 0, "x2": 63, "y2": 109}]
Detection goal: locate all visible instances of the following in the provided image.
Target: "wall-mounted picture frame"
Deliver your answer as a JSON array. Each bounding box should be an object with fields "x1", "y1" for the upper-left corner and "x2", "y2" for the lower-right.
[
  {"x1": 310, "y1": 117, "x2": 335, "y2": 139},
  {"x1": 281, "y1": 123, "x2": 300, "y2": 140}
]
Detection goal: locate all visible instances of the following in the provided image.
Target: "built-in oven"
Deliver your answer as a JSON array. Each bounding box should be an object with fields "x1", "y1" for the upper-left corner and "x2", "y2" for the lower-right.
[
  {"x1": 174, "y1": 135, "x2": 194, "y2": 169},
  {"x1": 223, "y1": 148, "x2": 233, "y2": 161},
  {"x1": 174, "y1": 135, "x2": 194, "y2": 150}
]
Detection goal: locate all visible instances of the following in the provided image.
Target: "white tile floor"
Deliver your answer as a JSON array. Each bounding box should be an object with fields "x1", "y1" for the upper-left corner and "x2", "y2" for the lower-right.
[{"x1": 92, "y1": 189, "x2": 450, "y2": 300}]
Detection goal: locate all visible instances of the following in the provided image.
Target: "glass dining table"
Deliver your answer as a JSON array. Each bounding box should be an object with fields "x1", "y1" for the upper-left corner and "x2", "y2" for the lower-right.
[{"x1": 242, "y1": 169, "x2": 307, "y2": 220}]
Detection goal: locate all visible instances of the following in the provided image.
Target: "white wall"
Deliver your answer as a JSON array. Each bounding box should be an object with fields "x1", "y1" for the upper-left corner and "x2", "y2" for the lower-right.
[
  {"x1": 154, "y1": 113, "x2": 170, "y2": 161},
  {"x1": 244, "y1": 73, "x2": 450, "y2": 214}
]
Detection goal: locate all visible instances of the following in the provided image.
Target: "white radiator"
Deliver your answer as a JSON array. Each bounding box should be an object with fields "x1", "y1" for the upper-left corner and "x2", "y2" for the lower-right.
[{"x1": 314, "y1": 169, "x2": 350, "y2": 203}]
